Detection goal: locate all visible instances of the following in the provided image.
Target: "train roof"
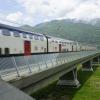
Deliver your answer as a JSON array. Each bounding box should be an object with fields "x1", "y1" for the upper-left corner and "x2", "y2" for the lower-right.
[
  {"x1": 0, "y1": 23, "x2": 44, "y2": 36},
  {"x1": 47, "y1": 35, "x2": 75, "y2": 43}
]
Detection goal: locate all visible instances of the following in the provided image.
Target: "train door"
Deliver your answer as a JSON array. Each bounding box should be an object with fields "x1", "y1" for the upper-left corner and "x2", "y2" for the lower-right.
[
  {"x1": 59, "y1": 44, "x2": 62, "y2": 52},
  {"x1": 24, "y1": 41, "x2": 31, "y2": 55}
]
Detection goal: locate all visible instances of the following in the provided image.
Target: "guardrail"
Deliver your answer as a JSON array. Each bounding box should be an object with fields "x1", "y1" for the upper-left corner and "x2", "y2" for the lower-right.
[{"x1": 0, "y1": 51, "x2": 99, "y2": 81}]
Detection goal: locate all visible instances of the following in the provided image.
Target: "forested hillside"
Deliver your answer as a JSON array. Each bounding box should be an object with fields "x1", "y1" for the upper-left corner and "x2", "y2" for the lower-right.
[{"x1": 21, "y1": 19, "x2": 100, "y2": 48}]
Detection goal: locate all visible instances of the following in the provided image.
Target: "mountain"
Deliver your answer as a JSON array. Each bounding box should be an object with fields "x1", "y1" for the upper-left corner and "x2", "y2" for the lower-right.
[
  {"x1": 20, "y1": 25, "x2": 33, "y2": 31},
  {"x1": 20, "y1": 19, "x2": 100, "y2": 49}
]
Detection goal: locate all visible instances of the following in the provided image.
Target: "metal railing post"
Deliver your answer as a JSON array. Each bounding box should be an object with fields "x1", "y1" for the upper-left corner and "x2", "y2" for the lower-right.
[
  {"x1": 64, "y1": 56, "x2": 66, "y2": 63},
  {"x1": 12, "y1": 57, "x2": 20, "y2": 77},
  {"x1": 42, "y1": 55, "x2": 48, "y2": 68},
  {"x1": 38, "y1": 63, "x2": 41, "y2": 70},
  {"x1": 53, "y1": 54, "x2": 57, "y2": 66},
  {"x1": 50, "y1": 55, "x2": 54, "y2": 67},
  {"x1": 60, "y1": 57, "x2": 63, "y2": 64},
  {"x1": 24, "y1": 56, "x2": 32, "y2": 73},
  {"x1": 56, "y1": 58, "x2": 59, "y2": 65},
  {"x1": 36, "y1": 55, "x2": 41, "y2": 71}
]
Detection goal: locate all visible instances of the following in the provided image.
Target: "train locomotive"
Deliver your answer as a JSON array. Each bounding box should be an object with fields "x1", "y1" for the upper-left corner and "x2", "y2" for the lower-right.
[{"x1": 0, "y1": 23, "x2": 97, "y2": 57}]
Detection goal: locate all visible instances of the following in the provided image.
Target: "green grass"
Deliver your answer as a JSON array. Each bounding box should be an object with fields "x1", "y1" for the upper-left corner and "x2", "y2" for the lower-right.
[
  {"x1": 72, "y1": 65, "x2": 100, "y2": 100},
  {"x1": 31, "y1": 65, "x2": 100, "y2": 100}
]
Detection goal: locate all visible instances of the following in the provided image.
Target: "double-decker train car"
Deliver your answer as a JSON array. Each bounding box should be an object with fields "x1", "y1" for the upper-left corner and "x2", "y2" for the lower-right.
[
  {"x1": 0, "y1": 24, "x2": 47, "y2": 56},
  {"x1": 47, "y1": 36, "x2": 60, "y2": 52},
  {"x1": 47, "y1": 36, "x2": 78, "y2": 52},
  {"x1": 0, "y1": 23, "x2": 97, "y2": 57}
]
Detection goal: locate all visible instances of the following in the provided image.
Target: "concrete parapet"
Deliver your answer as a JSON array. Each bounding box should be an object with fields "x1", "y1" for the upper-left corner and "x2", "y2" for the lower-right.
[{"x1": 0, "y1": 77, "x2": 35, "y2": 100}]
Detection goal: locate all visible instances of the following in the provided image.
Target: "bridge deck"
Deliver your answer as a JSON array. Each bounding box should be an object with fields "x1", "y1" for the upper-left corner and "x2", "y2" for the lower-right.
[{"x1": 0, "y1": 51, "x2": 100, "y2": 82}]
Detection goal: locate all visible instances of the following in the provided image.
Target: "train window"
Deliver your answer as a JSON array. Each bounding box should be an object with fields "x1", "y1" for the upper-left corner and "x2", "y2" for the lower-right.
[
  {"x1": 41, "y1": 47, "x2": 44, "y2": 50},
  {"x1": 29, "y1": 34, "x2": 33, "y2": 39},
  {"x1": 2, "y1": 29, "x2": 11, "y2": 36},
  {"x1": 0, "y1": 48, "x2": 2, "y2": 55},
  {"x1": 40, "y1": 36, "x2": 44, "y2": 41},
  {"x1": 44, "y1": 48, "x2": 46, "y2": 52},
  {"x1": 5, "y1": 48, "x2": 10, "y2": 54},
  {"x1": 23, "y1": 33, "x2": 27, "y2": 38},
  {"x1": 34, "y1": 35, "x2": 39, "y2": 40},
  {"x1": 34, "y1": 46, "x2": 38, "y2": 51},
  {"x1": 55, "y1": 47, "x2": 57, "y2": 50},
  {"x1": 13, "y1": 31, "x2": 20, "y2": 37}
]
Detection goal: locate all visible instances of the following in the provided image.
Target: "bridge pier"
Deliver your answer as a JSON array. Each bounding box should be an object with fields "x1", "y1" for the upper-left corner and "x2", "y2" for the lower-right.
[
  {"x1": 98, "y1": 56, "x2": 100, "y2": 63},
  {"x1": 82, "y1": 56, "x2": 100, "y2": 71},
  {"x1": 57, "y1": 68, "x2": 80, "y2": 87},
  {"x1": 82, "y1": 60, "x2": 93, "y2": 71},
  {"x1": 92, "y1": 56, "x2": 99, "y2": 65}
]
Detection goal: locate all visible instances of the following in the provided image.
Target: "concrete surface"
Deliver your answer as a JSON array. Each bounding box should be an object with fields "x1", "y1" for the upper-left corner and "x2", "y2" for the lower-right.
[
  {"x1": 0, "y1": 77, "x2": 35, "y2": 100},
  {"x1": 9, "y1": 52, "x2": 100, "y2": 94}
]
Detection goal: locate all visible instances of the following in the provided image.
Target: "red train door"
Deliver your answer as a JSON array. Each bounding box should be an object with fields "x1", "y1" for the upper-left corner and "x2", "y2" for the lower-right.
[
  {"x1": 24, "y1": 41, "x2": 31, "y2": 55},
  {"x1": 59, "y1": 44, "x2": 62, "y2": 52}
]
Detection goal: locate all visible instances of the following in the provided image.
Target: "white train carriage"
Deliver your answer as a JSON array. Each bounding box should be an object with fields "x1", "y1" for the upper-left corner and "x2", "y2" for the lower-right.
[
  {"x1": 81, "y1": 44, "x2": 93, "y2": 51},
  {"x1": 80, "y1": 44, "x2": 86, "y2": 51},
  {"x1": 61, "y1": 41, "x2": 67, "y2": 52},
  {"x1": 48, "y1": 36, "x2": 59, "y2": 52},
  {"x1": 0, "y1": 29, "x2": 24, "y2": 55},
  {"x1": 65, "y1": 40, "x2": 79, "y2": 52},
  {"x1": 85, "y1": 45, "x2": 97, "y2": 51},
  {"x1": 31, "y1": 33, "x2": 47, "y2": 53},
  {"x1": 76, "y1": 42, "x2": 81, "y2": 51},
  {"x1": 91, "y1": 46, "x2": 97, "y2": 50},
  {"x1": 0, "y1": 25, "x2": 47, "y2": 55},
  {"x1": 0, "y1": 23, "x2": 97, "y2": 56},
  {"x1": 48, "y1": 37, "x2": 73, "y2": 52},
  {"x1": 70, "y1": 41, "x2": 77, "y2": 51},
  {"x1": 61, "y1": 40, "x2": 79, "y2": 52},
  {"x1": 60, "y1": 40, "x2": 72, "y2": 52},
  {"x1": 48, "y1": 36, "x2": 81, "y2": 52}
]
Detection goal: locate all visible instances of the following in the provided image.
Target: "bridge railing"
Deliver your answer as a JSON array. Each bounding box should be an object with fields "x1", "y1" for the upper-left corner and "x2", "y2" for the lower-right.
[{"x1": 0, "y1": 51, "x2": 99, "y2": 81}]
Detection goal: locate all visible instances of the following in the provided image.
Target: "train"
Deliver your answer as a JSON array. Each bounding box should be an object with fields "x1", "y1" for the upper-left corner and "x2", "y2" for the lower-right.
[{"x1": 0, "y1": 23, "x2": 97, "y2": 57}]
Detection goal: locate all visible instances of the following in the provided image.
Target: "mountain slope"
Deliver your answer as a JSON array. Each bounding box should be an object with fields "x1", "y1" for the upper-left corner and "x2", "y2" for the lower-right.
[{"x1": 21, "y1": 19, "x2": 100, "y2": 48}]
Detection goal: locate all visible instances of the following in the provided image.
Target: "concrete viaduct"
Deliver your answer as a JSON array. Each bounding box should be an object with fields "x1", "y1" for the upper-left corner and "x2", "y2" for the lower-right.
[{"x1": 0, "y1": 51, "x2": 100, "y2": 100}]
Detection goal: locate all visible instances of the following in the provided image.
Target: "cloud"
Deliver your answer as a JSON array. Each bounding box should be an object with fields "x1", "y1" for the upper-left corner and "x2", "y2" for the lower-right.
[
  {"x1": 6, "y1": 11, "x2": 23, "y2": 22},
  {"x1": 5, "y1": 11, "x2": 34, "y2": 26},
  {"x1": 15, "y1": 0, "x2": 100, "y2": 24},
  {"x1": 64, "y1": 1, "x2": 100, "y2": 21},
  {"x1": 0, "y1": 13, "x2": 7, "y2": 24},
  {"x1": 16, "y1": 0, "x2": 80, "y2": 17},
  {"x1": 1, "y1": 0, "x2": 100, "y2": 25}
]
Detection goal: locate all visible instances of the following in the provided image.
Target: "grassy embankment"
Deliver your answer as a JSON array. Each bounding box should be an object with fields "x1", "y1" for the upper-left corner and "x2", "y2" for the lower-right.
[{"x1": 31, "y1": 65, "x2": 100, "y2": 100}]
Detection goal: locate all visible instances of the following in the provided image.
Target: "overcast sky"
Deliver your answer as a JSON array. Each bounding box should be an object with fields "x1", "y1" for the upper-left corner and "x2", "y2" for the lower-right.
[{"x1": 0, "y1": 0, "x2": 100, "y2": 26}]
